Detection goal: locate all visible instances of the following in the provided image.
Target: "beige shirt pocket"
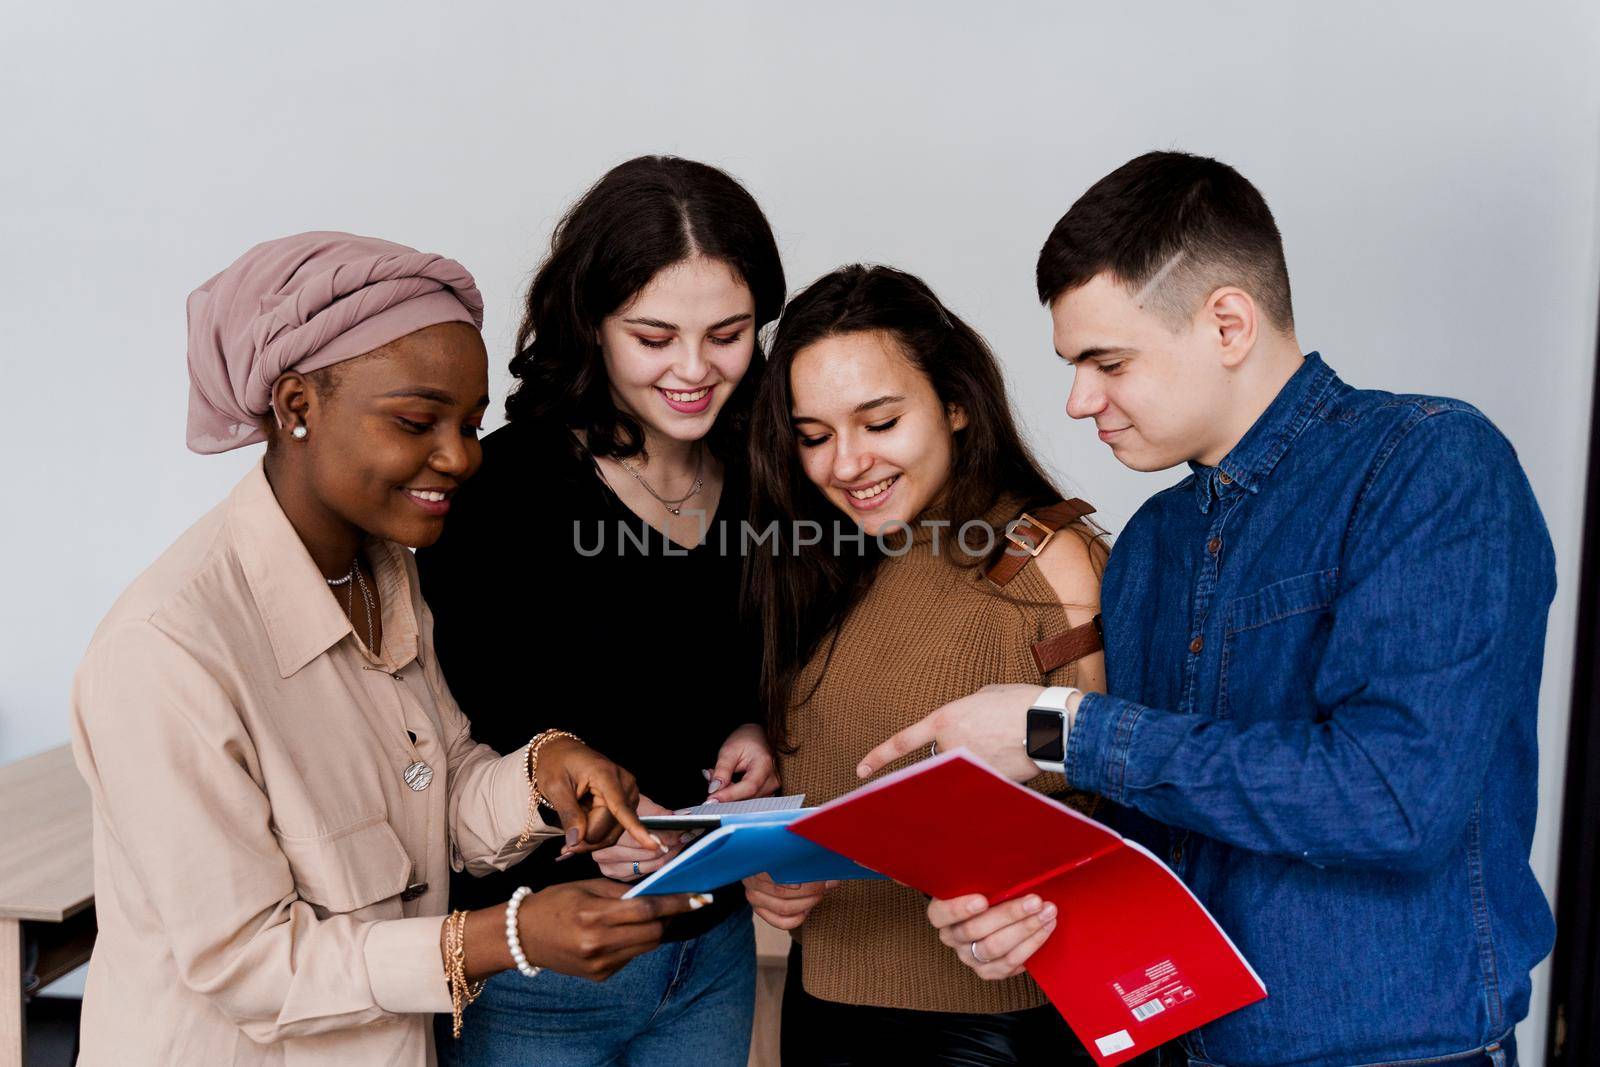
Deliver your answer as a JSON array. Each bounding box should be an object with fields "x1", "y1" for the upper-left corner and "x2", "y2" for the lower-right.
[{"x1": 273, "y1": 816, "x2": 412, "y2": 920}]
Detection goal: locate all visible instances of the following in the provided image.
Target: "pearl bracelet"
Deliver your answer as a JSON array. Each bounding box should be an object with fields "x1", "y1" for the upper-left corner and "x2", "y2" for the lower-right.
[{"x1": 505, "y1": 886, "x2": 542, "y2": 979}]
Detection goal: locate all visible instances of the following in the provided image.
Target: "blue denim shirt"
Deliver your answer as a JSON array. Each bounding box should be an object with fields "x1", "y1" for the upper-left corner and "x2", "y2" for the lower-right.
[{"x1": 1068, "y1": 354, "x2": 1555, "y2": 1067}]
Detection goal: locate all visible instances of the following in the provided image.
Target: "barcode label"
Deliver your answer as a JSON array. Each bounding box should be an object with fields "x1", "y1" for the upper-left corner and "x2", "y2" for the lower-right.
[{"x1": 1112, "y1": 957, "x2": 1197, "y2": 1023}]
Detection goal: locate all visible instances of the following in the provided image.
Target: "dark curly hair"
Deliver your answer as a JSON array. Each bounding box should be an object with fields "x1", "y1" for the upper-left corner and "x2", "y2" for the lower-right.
[{"x1": 504, "y1": 155, "x2": 786, "y2": 463}]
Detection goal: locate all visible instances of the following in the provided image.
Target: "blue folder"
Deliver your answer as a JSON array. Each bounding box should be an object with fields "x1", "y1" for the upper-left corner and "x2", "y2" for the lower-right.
[{"x1": 624, "y1": 809, "x2": 886, "y2": 897}]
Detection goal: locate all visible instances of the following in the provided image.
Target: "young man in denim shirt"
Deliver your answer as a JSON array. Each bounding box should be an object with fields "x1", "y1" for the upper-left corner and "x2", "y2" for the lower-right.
[{"x1": 860, "y1": 152, "x2": 1555, "y2": 1066}]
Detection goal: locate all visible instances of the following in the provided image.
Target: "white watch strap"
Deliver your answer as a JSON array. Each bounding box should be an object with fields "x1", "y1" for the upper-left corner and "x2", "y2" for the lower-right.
[
  {"x1": 1034, "y1": 686, "x2": 1077, "y2": 712},
  {"x1": 1029, "y1": 686, "x2": 1080, "y2": 773}
]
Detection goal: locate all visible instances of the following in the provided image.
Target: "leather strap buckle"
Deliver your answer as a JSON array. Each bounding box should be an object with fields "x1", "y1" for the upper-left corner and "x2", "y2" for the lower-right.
[{"x1": 1006, "y1": 513, "x2": 1056, "y2": 557}]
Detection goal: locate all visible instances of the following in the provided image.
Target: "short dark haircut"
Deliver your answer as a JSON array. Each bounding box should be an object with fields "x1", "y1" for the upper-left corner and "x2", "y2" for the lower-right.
[
  {"x1": 505, "y1": 155, "x2": 786, "y2": 462},
  {"x1": 1036, "y1": 151, "x2": 1294, "y2": 332}
]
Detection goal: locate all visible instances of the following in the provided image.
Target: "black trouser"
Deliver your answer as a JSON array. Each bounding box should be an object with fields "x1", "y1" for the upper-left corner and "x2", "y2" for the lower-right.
[{"x1": 779, "y1": 944, "x2": 1107, "y2": 1066}]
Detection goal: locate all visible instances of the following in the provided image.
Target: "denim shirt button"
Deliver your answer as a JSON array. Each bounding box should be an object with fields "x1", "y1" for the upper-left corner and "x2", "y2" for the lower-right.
[
  {"x1": 1188, "y1": 635, "x2": 1205, "y2": 654},
  {"x1": 1207, "y1": 537, "x2": 1222, "y2": 556},
  {"x1": 1217, "y1": 471, "x2": 1233, "y2": 485}
]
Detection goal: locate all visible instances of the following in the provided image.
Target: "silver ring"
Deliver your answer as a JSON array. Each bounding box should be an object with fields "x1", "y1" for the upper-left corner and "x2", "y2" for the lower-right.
[
  {"x1": 970, "y1": 939, "x2": 987, "y2": 964},
  {"x1": 930, "y1": 740, "x2": 939, "y2": 757},
  {"x1": 632, "y1": 861, "x2": 640, "y2": 877}
]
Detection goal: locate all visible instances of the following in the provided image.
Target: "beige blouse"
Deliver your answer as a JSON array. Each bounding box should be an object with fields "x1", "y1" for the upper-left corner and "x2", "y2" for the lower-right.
[{"x1": 69, "y1": 461, "x2": 558, "y2": 1065}]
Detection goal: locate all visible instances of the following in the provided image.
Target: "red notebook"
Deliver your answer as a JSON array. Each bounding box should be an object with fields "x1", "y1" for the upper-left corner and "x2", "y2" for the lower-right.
[{"x1": 789, "y1": 750, "x2": 1266, "y2": 1065}]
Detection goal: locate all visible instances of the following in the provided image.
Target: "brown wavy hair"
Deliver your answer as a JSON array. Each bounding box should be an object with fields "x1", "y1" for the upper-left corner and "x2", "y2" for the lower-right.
[{"x1": 745, "y1": 264, "x2": 1073, "y2": 750}]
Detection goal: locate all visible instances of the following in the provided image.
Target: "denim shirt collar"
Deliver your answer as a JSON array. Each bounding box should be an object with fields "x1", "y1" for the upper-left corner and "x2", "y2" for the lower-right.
[{"x1": 1188, "y1": 352, "x2": 1338, "y2": 513}]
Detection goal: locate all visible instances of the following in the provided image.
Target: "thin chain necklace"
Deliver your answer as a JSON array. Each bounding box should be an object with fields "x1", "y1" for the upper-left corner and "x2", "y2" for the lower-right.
[
  {"x1": 332, "y1": 555, "x2": 430, "y2": 793},
  {"x1": 619, "y1": 444, "x2": 704, "y2": 516},
  {"x1": 328, "y1": 556, "x2": 376, "y2": 652}
]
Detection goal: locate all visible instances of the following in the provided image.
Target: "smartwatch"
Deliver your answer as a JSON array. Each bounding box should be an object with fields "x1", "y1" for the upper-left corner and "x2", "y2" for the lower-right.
[{"x1": 1026, "y1": 686, "x2": 1079, "y2": 774}]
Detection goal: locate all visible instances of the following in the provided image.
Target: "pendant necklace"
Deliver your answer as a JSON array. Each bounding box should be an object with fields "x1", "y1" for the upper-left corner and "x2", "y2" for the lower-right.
[
  {"x1": 330, "y1": 556, "x2": 432, "y2": 792},
  {"x1": 619, "y1": 444, "x2": 704, "y2": 516}
]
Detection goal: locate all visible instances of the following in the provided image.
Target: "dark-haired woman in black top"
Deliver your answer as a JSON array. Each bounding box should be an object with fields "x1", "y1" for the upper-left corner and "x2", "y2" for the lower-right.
[{"x1": 418, "y1": 156, "x2": 787, "y2": 1067}]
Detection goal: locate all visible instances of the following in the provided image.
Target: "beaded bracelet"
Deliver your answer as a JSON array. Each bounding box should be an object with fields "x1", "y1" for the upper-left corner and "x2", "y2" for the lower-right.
[
  {"x1": 516, "y1": 729, "x2": 584, "y2": 849},
  {"x1": 504, "y1": 886, "x2": 543, "y2": 979}
]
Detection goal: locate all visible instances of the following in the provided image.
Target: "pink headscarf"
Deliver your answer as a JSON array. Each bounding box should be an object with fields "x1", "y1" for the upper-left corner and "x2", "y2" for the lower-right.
[{"x1": 185, "y1": 231, "x2": 485, "y2": 454}]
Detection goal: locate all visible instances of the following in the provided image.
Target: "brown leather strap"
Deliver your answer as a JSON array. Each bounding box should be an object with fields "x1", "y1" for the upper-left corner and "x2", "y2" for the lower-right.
[
  {"x1": 984, "y1": 498, "x2": 1096, "y2": 588},
  {"x1": 1032, "y1": 613, "x2": 1104, "y2": 674}
]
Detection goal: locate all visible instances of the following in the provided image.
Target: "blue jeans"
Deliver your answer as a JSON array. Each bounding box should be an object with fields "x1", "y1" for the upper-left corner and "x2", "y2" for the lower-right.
[
  {"x1": 436, "y1": 905, "x2": 755, "y2": 1067},
  {"x1": 1181, "y1": 1030, "x2": 1515, "y2": 1066}
]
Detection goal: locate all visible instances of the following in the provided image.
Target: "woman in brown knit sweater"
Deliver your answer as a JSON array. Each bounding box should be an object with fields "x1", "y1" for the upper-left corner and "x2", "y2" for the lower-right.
[{"x1": 742, "y1": 265, "x2": 1107, "y2": 1065}]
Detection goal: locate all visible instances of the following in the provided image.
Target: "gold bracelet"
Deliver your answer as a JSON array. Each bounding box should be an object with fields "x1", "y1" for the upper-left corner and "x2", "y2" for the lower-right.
[
  {"x1": 445, "y1": 909, "x2": 485, "y2": 1039},
  {"x1": 444, "y1": 911, "x2": 463, "y2": 1038},
  {"x1": 446, "y1": 911, "x2": 465, "y2": 1039},
  {"x1": 516, "y1": 729, "x2": 584, "y2": 849}
]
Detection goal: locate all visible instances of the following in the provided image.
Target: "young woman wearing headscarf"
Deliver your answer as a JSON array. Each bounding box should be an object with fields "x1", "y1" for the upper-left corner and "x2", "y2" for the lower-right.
[{"x1": 69, "y1": 231, "x2": 704, "y2": 1066}]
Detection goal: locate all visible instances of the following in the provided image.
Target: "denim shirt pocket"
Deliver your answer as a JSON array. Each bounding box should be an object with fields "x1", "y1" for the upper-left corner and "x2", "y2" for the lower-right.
[{"x1": 1218, "y1": 567, "x2": 1339, "y2": 722}]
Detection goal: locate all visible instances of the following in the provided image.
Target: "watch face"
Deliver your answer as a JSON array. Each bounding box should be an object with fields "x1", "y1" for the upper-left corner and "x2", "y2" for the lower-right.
[{"x1": 1027, "y1": 707, "x2": 1065, "y2": 763}]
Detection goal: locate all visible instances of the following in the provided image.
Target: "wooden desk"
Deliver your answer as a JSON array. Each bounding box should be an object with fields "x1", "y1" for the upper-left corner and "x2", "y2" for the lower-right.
[{"x1": 0, "y1": 744, "x2": 95, "y2": 1067}]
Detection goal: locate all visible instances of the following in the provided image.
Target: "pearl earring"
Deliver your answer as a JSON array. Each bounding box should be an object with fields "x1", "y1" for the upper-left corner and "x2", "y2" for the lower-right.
[{"x1": 292, "y1": 426, "x2": 308, "y2": 440}]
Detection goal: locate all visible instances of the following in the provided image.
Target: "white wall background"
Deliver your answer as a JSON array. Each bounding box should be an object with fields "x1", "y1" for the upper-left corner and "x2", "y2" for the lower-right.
[{"x1": 5, "y1": 1, "x2": 1597, "y2": 1056}]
